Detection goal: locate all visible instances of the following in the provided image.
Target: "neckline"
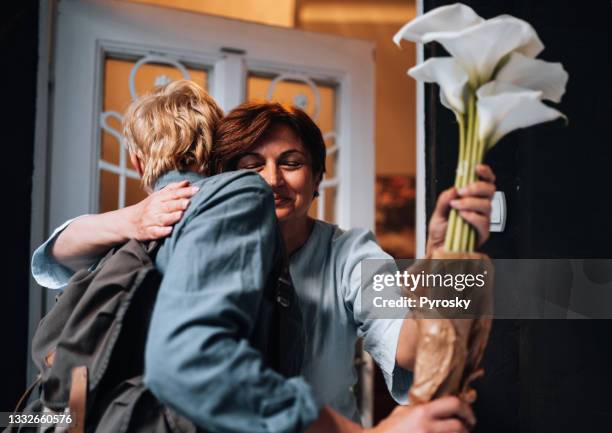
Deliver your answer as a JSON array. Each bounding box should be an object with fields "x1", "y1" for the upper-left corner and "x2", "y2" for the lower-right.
[
  {"x1": 154, "y1": 170, "x2": 205, "y2": 191},
  {"x1": 289, "y1": 219, "x2": 329, "y2": 263}
]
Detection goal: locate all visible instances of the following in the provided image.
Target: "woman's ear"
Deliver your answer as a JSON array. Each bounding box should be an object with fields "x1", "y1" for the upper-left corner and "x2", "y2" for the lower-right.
[{"x1": 130, "y1": 153, "x2": 144, "y2": 177}]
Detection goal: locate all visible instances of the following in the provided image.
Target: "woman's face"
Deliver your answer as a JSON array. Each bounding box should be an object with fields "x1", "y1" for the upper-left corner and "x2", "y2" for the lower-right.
[{"x1": 236, "y1": 124, "x2": 320, "y2": 224}]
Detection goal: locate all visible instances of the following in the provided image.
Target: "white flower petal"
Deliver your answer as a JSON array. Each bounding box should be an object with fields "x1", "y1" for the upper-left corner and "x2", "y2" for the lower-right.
[
  {"x1": 393, "y1": 3, "x2": 483, "y2": 46},
  {"x1": 477, "y1": 85, "x2": 566, "y2": 145},
  {"x1": 439, "y1": 90, "x2": 453, "y2": 112},
  {"x1": 409, "y1": 57, "x2": 469, "y2": 113},
  {"x1": 422, "y1": 16, "x2": 544, "y2": 86},
  {"x1": 492, "y1": 15, "x2": 544, "y2": 58},
  {"x1": 496, "y1": 52, "x2": 568, "y2": 102},
  {"x1": 476, "y1": 80, "x2": 531, "y2": 98}
]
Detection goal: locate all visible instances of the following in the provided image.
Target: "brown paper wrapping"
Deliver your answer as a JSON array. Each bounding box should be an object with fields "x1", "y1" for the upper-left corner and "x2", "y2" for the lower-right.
[{"x1": 406, "y1": 250, "x2": 493, "y2": 404}]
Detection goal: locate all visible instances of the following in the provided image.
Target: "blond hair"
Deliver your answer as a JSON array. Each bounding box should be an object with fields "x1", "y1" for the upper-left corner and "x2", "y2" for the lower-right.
[{"x1": 123, "y1": 80, "x2": 224, "y2": 191}]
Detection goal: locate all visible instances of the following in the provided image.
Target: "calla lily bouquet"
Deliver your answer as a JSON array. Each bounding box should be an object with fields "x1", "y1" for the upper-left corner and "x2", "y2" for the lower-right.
[{"x1": 394, "y1": 3, "x2": 569, "y2": 252}]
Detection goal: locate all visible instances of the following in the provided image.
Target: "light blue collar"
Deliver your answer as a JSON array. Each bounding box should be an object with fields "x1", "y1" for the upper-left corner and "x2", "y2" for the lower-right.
[{"x1": 153, "y1": 170, "x2": 206, "y2": 192}]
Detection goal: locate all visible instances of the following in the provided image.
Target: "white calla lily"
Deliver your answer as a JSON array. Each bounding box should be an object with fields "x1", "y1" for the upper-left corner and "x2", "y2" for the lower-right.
[
  {"x1": 422, "y1": 16, "x2": 544, "y2": 87},
  {"x1": 496, "y1": 52, "x2": 568, "y2": 102},
  {"x1": 409, "y1": 57, "x2": 469, "y2": 114},
  {"x1": 393, "y1": 3, "x2": 483, "y2": 46},
  {"x1": 477, "y1": 81, "x2": 566, "y2": 146},
  {"x1": 394, "y1": 3, "x2": 568, "y2": 252}
]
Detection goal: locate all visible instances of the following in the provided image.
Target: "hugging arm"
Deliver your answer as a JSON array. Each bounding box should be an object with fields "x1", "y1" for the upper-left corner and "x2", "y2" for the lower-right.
[{"x1": 31, "y1": 181, "x2": 196, "y2": 288}]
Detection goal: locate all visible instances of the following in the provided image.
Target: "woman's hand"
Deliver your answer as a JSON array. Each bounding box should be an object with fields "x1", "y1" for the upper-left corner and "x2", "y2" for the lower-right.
[
  {"x1": 370, "y1": 396, "x2": 475, "y2": 433},
  {"x1": 126, "y1": 180, "x2": 199, "y2": 240},
  {"x1": 50, "y1": 181, "x2": 199, "y2": 272},
  {"x1": 426, "y1": 164, "x2": 496, "y2": 257},
  {"x1": 306, "y1": 396, "x2": 474, "y2": 433}
]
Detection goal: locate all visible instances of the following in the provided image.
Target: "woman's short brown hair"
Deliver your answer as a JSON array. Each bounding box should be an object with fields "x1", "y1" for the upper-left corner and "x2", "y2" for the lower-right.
[
  {"x1": 123, "y1": 80, "x2": 223, "y2": 191},
  {"x1": 211, "y1": 102, "x2": 326, "y2": 177}
]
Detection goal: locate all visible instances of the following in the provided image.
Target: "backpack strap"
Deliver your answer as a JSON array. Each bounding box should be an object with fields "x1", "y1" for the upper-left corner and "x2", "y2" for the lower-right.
[
  {"x1": 144, "y1": 240, "x2": 160, "y2": 257},
  {"x1": 67, "y1": 366, "x2": 87, "y2": 433},
  {"x1": 268, "y1": 249, "x2": 306, "y2": 377},
  {"x1": 12, "y1": 374, "x2": 42, "y2": 414}
]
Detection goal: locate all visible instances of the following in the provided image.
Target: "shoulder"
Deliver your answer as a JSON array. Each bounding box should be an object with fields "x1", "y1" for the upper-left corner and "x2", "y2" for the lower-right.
[
  {"x1": 310, "y1": 221, "x2": 391, "y2": 282},
  {"x1": 199, "y1": 170, "x2": 270, "y2": 195},
  {"x1": 189, "y1": 171, "x2": 273, "y2": 213},
  {"x1": 322, "y1": 222, "x2": 389, "y2": 261},
  {"x1": 313, "y1": 222, "x2": 392, "y2": 303}
]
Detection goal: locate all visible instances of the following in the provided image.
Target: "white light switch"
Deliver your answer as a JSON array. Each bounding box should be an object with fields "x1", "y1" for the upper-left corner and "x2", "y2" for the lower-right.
[{"x1": 490, "y1": 191, "x2": 506, "y2": 232}]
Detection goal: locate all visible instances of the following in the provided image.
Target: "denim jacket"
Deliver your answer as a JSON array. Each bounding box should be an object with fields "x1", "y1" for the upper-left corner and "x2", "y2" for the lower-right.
[{"x1": 34, "y1": 170, "x2": 319, "y2": 433}]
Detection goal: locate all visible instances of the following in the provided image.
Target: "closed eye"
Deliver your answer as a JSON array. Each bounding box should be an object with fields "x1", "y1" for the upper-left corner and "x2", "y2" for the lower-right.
[
  {"x1": 281, "y1": 160, "x2": 304, "y2": 169},
  {"x1": 237, "y1": 154, "x2": 264, "y2": 171},
  {"x1": 241, "y1": 163, "x2": 264, "y2": 171}
]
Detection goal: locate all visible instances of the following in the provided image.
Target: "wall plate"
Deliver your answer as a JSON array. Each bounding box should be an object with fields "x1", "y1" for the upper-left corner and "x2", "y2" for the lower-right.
[{"x1": 490, "y1": 191, "x2": 506, "y2": 232}]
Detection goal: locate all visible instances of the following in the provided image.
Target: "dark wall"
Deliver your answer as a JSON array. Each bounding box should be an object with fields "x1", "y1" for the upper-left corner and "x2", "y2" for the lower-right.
[
  {"x1": 424, "y1": 1, "x2": 612, "y2": 432},
  {"x1": 0, "y1": 1, "x2": 39, "y2": 410}
]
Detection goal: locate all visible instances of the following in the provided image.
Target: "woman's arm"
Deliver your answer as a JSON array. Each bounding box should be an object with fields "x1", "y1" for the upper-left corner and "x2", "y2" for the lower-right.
[
  {"x1": 395, "y1": 318, "x2": 418, "y2": 371},
  {"x1": 51, "y1": 181, "x2": 198, "y2": 270},
  {"x1": 53, "y1": 181, "x2": 198, "y2": 271},
  {"x1": 394, "y1": 164, "x2": 497, "y2": 371},
  {"x1": 51, "y1": 209, "x2": 140, "y2": 271},
  {"x1": 308, "y1": 397, "x2": 474, "y2": 433}
]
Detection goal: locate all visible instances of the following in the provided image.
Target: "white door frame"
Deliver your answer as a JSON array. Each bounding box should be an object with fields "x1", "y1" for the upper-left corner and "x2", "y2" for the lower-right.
[
  {"x1": 44, "y1": 0, "x2": 375, "y2": 232},
  {"x1": 31, "y1": 0, "x2": 376, "y2": 423},
  {"x1": 415, "y1": 0, "x2": 427, "y2": 258}
]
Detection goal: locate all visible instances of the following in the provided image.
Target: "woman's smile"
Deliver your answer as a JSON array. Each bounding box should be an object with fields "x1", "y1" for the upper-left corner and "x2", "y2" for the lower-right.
[{"x1": 273, "y1": 193, "x2": 291, "y2": 206}]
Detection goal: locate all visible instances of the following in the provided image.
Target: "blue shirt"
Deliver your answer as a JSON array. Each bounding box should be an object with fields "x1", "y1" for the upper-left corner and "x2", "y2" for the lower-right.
[
  {"x1": 35, "y1": 170, "x2": 319, "y2": 433},
  {"x1": 288, "y1": 220, "x2": 411, "y2": 421}
]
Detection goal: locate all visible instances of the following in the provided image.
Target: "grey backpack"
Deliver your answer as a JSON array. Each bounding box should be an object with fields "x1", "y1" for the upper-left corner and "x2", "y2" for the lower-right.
[{"x1": 8, "y1": 239, "x2": 302, "y2": 433}]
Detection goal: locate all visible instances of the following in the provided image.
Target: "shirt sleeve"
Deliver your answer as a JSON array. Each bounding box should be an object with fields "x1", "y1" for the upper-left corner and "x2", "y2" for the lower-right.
[
  {"x1": 144, "y1": 176, "x2": 320, "y2": 433},
  {"x1": 31, "y1": 217, "x2": 81, "y2": 289},
  {"x1": 338, "y1": 229, "x2": 413, "y2": 405}
]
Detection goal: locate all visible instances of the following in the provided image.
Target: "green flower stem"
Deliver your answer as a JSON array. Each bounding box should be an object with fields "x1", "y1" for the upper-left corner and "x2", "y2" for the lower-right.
[
  {"x1": 467, "y1": 116, "x2": 483, "y2": 251},
  {"x1": 456, "y1": 91, "x2": 476, "y2": 251},
  {"x1": 444, "y1": 114, "x2": 466, "y2": 251},
  {"x1": 452, "y1": 96, "x2": 471, "y2": 250},
  {"x1": 444, "y1": 92, "x2": 493, "y2": 252}
]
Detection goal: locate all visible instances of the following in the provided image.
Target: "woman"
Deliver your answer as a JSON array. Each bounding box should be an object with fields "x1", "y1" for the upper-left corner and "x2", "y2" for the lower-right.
[
  {"x1": 212, "y1": 102, "x2": 495, "y2": 415},
  {"x1": 33, "y1": 102, "x2": 494, "y2": 430}
]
